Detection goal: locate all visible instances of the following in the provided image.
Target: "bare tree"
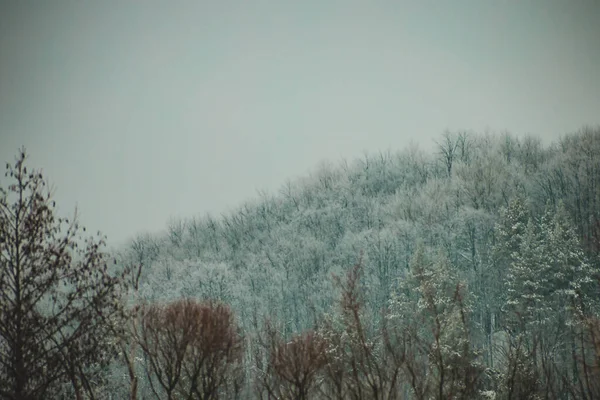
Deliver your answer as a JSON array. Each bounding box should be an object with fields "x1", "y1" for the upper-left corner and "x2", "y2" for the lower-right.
[
  {"x1": 136, "y1": 299, "x2": 243, "y2": 400},
  {"x1": 0, "y1": 148, "x2": 127, "y2": 399},
  {"x1": 260, "y1": 328, "x2": 328, "y2": 400},
  {"x1": 437, "y1": 131, "x2": 460, "y2": 178},
  {"x1": 436, "y1": 131, "x2": 473, "y2": 178},
  {"x1": 129, "y1": 233, "x2": 160, "y2": 270},
  {"x1": 320, "y1": 255, "x2": 401, "y2": 400},
  {"x1": 167, "y1": 217, "x2": 186, "y2": 248}
]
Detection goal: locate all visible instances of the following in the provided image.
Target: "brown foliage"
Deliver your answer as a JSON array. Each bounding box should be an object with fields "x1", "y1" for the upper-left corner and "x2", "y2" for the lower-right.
[
  {"x1": 137, "y1": 298, "x2": 243, "y2": 400},
  {"x1": 265, "y1": 329, "x2": 328, "y2": 399},
  {"x1": 0, "y1": 148, "x2": 127, "y2": 399}
]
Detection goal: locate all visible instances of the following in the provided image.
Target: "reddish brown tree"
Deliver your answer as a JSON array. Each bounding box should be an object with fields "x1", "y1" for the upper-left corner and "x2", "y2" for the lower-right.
[
  {"x1": 261, "y1": 328, "x2": 328, "y2": 400},
  {"x1": 0, "y1": 149, "x2": 127, "y2": 399},
  {"x1": 136, "y1": 299, "x2": 243, "y2": 400}
]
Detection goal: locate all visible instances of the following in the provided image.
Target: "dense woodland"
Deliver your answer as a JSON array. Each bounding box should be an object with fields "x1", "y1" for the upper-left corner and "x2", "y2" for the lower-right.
[{"x1": 2, "y1": 127, "x2": 600, "y2": 399}]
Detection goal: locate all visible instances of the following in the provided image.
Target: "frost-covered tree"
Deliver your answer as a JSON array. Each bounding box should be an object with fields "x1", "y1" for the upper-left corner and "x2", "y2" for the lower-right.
[
  {"x1": 491, "y1": 196, "x2": 530, "y2": 327},
  {"x1": 504, "y1": 219, "x2": 552, "y2": 330},
  {"x1": 388, "y1": 244, "x2": 482, "y2": 399},
  {"x1": 499, "y1": 201, "x2": 597, "y2": 395},
  {"x1": 504, "y1": 202, "x2": 594, "y2": 331},
  {"x1": 92, "y1": 127, "x2": 600, "y2": 398}
]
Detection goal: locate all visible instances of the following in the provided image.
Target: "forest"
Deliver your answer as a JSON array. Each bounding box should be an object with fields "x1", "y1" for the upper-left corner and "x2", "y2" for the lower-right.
[{"x1": 1, "y1": 127, "x2": 600, "y2": 399}]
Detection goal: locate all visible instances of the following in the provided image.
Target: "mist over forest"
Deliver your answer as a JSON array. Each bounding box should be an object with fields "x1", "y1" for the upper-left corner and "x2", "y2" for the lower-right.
[{"x1": 2, "y1": 127, "x2": 600, "y2": 399}]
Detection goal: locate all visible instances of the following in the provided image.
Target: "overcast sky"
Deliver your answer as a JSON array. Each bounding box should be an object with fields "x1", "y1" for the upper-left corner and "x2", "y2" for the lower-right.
[{"x1": 1, "y1": 1, "x2": 599, "y2": 246}]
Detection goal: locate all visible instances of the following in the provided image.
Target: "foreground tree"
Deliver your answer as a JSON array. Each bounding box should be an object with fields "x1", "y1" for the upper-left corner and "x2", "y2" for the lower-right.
[
  {"x1": 257, "y1": 327, "x2": 328, "y2": 400},
  {"x1": 316, "y1": 255, "x2": 402, "y2": 400},
  {"x1": 0, "y1": 149, "x2": 127, "y2": 399},
  {"x1": 136, "y1": 299, "x2": 244, "y2": 400}
]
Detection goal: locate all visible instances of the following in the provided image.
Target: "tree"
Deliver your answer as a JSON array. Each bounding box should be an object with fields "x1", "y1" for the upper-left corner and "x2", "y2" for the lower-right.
[
  {"x1": 320, "y1": 255, "x2": 401, "y2": 400},
  {"x1": 387, "y1": 245, "x2": 483, "y2": 399},
  {"x1": 436, "y1": 131, "x2": 474, "y2": 178},
  {"x1": 258, "y1": 328, "x2": 328, "y2": 400},
  {"x1": 490, "y1": 196, "x2": 530, "y2": 331},
  {"x1": 0, "y1": 149, "x2": 127, "y2": 399},
  {"x1": 503, "y1": 202, "x2": 594, "y2": 331},
  {"x1": 503, "y1": 219, "x2": 551, "y2": 330},
  {"x1": 498, "y1": 202, "x2": 596, "y2": 395},
  {"x1": 136, "y1": 299, "x2": 244, "y2": 400}
]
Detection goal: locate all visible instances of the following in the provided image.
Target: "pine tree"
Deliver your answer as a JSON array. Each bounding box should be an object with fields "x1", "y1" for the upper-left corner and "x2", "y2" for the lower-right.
[
  {"x1": 491, "y1": 195, "x2": 531, "y2": 331},
  {"x1": 504, "y1": 219, "x2": 552, "y2": 329},
  {"x1": 546, "y1": 202, "x2": 596, "y2": 310},
  {"x1": 504, "y1": 202, "x2": 595, "y2": 330}
]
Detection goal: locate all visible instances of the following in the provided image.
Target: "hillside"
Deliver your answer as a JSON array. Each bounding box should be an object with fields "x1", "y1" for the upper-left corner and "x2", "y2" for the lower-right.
[
  {"x1": 104, "y1": 127, "x2": 600, "y2": 398},
  {"x1": 3, "y1": 127, "x2": 600, "y2": 399}
]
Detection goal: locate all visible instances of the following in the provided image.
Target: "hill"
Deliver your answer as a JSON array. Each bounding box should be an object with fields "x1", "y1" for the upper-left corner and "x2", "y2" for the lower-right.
[{"x1": 109, "y1": 127, "x2": 600, "y2": 397}]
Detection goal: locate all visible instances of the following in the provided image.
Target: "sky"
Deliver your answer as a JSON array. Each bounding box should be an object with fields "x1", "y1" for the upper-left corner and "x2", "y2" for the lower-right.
[{"x1": 1, "y1": 1, "x2": 599, "y2": 246}]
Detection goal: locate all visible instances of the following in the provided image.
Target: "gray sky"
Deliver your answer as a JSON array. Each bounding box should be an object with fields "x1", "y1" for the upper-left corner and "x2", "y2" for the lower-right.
[{"x1": 1, "y1": 1, "x2": 599, "y2": 245}]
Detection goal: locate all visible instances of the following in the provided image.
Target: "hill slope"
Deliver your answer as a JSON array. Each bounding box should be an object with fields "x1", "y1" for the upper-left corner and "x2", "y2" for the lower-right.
[{"x1": 111, "y1": 127, "x2": 600, "y2": 398}]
